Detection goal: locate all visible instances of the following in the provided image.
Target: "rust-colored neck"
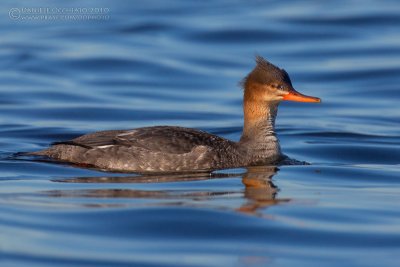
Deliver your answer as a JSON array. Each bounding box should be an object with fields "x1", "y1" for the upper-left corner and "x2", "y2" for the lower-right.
[
  {"x1": 241, "y1": 84, "x2": 279, "y2": 140},
  {"x1": 240, "y1": 99, "x2": 278, "y2": 140}
]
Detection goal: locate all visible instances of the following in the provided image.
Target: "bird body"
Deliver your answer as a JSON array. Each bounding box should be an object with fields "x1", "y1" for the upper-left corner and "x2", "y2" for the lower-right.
[{"x1": 30, "y1": 56, "x2": 320, "y2": 172}]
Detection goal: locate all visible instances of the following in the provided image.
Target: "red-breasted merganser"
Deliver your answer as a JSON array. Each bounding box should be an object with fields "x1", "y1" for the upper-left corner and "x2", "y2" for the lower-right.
[{"x1": 30, "y1": 56, "x2": 320, "y2": 172}]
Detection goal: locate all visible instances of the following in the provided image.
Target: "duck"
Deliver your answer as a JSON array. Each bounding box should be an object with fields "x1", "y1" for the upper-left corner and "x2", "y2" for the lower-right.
[{"x1": 29, "y1": 56, "x2": 321, "y2": 173}]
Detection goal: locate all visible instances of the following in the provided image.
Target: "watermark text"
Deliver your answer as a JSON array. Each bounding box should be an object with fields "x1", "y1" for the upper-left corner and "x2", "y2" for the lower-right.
[{"x1": 9, "y1": 7, "x2": 110, "y2": 21}]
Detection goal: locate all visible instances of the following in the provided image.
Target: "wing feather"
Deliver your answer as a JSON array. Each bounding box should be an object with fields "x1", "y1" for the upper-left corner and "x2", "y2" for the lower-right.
[{"x1": 54, "y1": 126, "x2": 230, "y2": 155}]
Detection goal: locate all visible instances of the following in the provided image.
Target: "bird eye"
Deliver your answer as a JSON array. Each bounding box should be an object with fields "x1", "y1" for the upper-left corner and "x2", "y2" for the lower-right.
[{"x1": 278, "y1": 85, "x2": 284, "y2": 90}]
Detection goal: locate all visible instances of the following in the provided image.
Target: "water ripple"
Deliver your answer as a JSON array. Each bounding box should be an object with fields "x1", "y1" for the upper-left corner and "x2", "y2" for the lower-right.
[{"x1": 1, "y1": 0, "x2": 400, "y2": 266}]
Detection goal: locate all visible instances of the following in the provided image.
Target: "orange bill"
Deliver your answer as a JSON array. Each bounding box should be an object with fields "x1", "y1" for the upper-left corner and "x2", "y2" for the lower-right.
[{"x1": 283, "y1": 89, "x2": 321, "y2": 103}]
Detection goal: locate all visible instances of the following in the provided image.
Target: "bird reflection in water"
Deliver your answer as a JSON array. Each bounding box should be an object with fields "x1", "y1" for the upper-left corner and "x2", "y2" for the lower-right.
[{"x1": 49, "y1": 166, "x2": 289, "y2": 216}]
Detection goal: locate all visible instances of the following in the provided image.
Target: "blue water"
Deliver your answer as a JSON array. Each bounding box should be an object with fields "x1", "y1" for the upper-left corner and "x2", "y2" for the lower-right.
[{"x1": 1, "y1": 0, "x2": 400, "y2": 266}]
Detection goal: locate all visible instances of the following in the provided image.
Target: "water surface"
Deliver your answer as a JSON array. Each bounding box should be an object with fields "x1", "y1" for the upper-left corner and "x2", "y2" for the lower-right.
[{"x1": 1, "y1": 0, "x2": 400, "y2": 266}]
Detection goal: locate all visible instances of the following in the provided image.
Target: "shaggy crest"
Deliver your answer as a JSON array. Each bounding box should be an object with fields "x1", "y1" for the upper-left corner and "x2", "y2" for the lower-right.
[{"x1": 241, "y1": 56, "x2": 293, "y2": 90}]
